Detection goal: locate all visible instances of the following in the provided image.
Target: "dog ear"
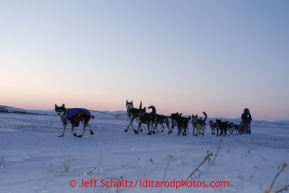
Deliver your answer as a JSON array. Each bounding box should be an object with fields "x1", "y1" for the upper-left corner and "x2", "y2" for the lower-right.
[
  {"x1": 62, "y1": 104, "x2": 65, "y2": 108},
  {"x1": 139, "y1": 101, "x2": 142, "y2": 109},
  {"x1": 55, "y1": 104, "x2": 58, "y2": 108}
]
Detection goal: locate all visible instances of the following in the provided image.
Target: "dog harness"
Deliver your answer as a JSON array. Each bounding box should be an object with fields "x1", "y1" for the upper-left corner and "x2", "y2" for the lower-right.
[{"x1": 62, "y1": 108, "x2": 91, "y2": 124}]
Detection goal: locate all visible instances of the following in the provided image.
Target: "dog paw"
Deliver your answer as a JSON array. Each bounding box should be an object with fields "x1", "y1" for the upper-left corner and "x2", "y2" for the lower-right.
[
  {"x1": 73, "y1": 133, "x2": 77, "y2": 137},
  {"x1": 77, "y1": 135, "x2": 82, "y2": 138},
  {"x1": 58, "y1": 135, "x2": 63, "y2": 137},
  {"x1": 124, "y1": 130, "x2": 128, "y2": 132},
  {"x1": 90, "y1": 130, "x2": 94, "y2": 135},
  {"x1": 148, "y1": 132, "x2": 152, "y2": 135}
]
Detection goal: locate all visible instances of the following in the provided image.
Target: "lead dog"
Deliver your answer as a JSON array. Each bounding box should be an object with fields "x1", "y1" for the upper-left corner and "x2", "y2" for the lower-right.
[
  {"x1": 55, "y1": 104, "x2": 94, "y2": 138},
  {"x1": 124, "y1": 100, "x2": 141, "y2": 132}
]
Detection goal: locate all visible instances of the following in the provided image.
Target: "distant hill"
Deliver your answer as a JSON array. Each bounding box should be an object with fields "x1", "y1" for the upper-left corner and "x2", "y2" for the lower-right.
[
  {"x1": 0, "y1": 105, "x2": 52, "y2": 115},
  {"x1": 1, "y1": 105, "x2": 288, "y2": 128}
]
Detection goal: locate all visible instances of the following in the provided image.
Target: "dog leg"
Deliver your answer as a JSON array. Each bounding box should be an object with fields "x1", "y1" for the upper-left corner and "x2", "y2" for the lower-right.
[
  {"x1": 77, "y1": 120, "x2": 87, "y2": 138},
  {"x1": 157, "y1": 123, "x2": 163, "y2": 132},
  {"x1": 165, "y1": 121, "x2": 172, "y2": 134},
  {"x1": 135, "y1": 116, "x2": 142, "y2": 132},
  {"x1": 202, "y1": 127, "x2": 205, "y2": 136},
  {"x1": 182, "y1": 127, "x2": 187, "y2": 136},
  {"x1": 71, "y1": 125, "x2": 77, "y2": 137},
  {"x1": 152, "y1": 122, "x2": 157, "y2": 134},
  {"x1": 155, "y1": 123, "x2": 160, "y2": 133},
  {"x1": 147, "y1": 122, "x2": 152, "y2": 135},
  {"x1": 152, "y1": 122, "x2": 158, "y2": 134},
  {"x1": 177, "y1": 126, "x2": 181, "y2": 136},
  {"x1": 192, "y1": 126, "x2": 196, "y2": 136},
  {"x1": 134, "y1": 123, "x2": 141, "y2": 134},
  {"x1": 86, "y1": 123, "x2": 94, "y2": 135},
  {"x1": 124, "y1": 117, "x2": 134, "y2": 132},
  {"x1": 59, "y1": 124, "x2": 67, "y2": 137}
]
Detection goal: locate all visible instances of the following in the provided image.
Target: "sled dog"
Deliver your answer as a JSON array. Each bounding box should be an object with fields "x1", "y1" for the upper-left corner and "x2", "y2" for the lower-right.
[
  {"x1": 170, "y1": 112, "x2": 190, "y2": 136},
  {"x1": 192, "y1": 112, "x2": 207, "y2": 136},
  {"x1": 209, "y1": 120, "x2": 218, "y2": 135},
  {"x1": 124, "y1": 100, "x2": 140, "y2": 132},
  {"x1": 170, "y1": 112, "x2": 182, "y2": 131},
  {"x1": 179, "y1": 116, "x2": 191, "y2": 136},
  {"x1": 216, "y1": 119, "x2": 229, "y2": 137},
  {"x1": 152, "y1": 114, "x2": 172, "y2": 134},
  {"x1": 228, "y1": 122, "x2": 241, "y2": 136},
  {"x1": 55, "y1": 104, "x2": 94, "y2": 138},
  {"x1": 135, "y1": 102, "x2": 156, "y2": 135}
]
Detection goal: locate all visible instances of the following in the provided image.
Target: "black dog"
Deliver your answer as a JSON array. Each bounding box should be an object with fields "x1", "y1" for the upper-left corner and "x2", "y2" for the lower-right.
[
  {"x1": 171, "y1": 112, "x2": 181, "y2": 130},
  {"x1": 134, "y1": 103, "x2": 156, "y2": 135},
  {"x1": 179, "y1": 116, "x2": 191, "y2": 136},
  {"x1": 152, "y1": 114, "x2": 172, "y2": 134},
  {"x1": 170, "y1": 112, "x2": 191, "y2": 136},
  {"x1": 216, "y1": 119, "x2": 228, "y2": 137}
]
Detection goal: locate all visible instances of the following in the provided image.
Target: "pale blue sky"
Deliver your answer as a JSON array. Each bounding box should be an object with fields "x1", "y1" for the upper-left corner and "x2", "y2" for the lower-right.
[{"x1": 1, "y1": 0, "x2": 288, "y2": 120}]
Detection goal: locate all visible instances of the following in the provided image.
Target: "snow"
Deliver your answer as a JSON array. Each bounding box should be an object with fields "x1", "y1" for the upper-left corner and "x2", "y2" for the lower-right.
[{"x1": 0, "y1": 110, "x2": 289, "y2": 193}]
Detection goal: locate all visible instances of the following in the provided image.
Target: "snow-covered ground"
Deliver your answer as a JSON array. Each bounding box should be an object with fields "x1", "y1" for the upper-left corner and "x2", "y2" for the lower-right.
[{"x1": 0, "y1": 110, "x2": 288, "y2": 193}]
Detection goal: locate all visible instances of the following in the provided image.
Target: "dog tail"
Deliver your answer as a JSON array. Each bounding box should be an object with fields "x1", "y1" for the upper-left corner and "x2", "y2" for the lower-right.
[
  {"x1": 203, "y1": 112, "x2": 207, "y2": 122},
  {"x1": 148, "y1": 106, "x2": 156, "y2": 115}
]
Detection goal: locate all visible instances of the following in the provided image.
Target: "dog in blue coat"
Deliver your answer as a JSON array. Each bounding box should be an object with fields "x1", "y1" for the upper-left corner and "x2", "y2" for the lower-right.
[{"x1": 55, "y1": 104, "x2": 94, "y2": 138}]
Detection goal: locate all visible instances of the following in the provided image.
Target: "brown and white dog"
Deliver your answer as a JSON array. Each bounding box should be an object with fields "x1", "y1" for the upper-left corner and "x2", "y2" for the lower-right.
[
  {"x1": 192, "y1": 112, "x2": 207, "y2": 136},
  {"x1": 209, "y1": 120, "x2": 218, "y2": 135}
]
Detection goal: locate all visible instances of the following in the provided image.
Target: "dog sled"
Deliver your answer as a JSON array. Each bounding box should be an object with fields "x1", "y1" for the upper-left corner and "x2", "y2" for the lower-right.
[{"x1": 239, "y1": 121, "x2": 251, "y2": 134}]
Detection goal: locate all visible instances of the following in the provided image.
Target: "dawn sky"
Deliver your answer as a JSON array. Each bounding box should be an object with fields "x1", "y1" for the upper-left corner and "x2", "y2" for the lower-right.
[{"x1": 1, "y1": 0, "x2": 289, "y2": 121}]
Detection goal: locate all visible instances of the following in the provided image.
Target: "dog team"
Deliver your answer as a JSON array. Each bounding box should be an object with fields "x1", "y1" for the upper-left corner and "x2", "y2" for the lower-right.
[
  {"x1": 54, "y1": 101, "x2": 252, "y2": 138},
  {"x1": 124, "y1": 100, "x2": 252, "y2": 137}
]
